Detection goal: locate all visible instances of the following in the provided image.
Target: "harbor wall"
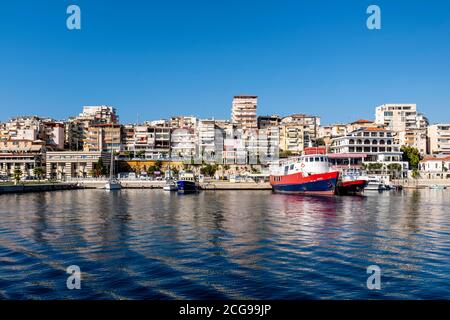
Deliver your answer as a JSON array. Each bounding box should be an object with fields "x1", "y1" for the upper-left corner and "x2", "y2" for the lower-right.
[{"x1": 0, "y1": 183, "x2": 81, "y2": 194}]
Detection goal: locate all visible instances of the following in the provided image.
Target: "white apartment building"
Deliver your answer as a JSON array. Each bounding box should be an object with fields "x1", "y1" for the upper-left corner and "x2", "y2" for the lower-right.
[
  {"x1": 428, "y1": 124, "x2": 450, "y2": 155},
  {"x1": 197, "y1": 119, "x2": 224, "y2": 162},
  {"x1": 171, "y1": 128, "x2": 196, "y2": 160},
  {"x1": 231, "y1": 96, "x2": 258, "y2": 130},
  {"x1": 375, "y1": 104, "x2": 428, "y2": 153}
]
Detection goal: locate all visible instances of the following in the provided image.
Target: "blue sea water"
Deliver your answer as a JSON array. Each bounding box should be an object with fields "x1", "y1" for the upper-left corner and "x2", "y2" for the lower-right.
[{"x1": 0, "y1": 189, "x2": 449, "y2": 299}]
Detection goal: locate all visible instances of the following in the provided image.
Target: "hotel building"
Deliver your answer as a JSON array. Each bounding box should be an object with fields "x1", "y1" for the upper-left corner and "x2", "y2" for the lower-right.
[{"x1": 330, "y1": 127, "x2": 409, "y2": 177}]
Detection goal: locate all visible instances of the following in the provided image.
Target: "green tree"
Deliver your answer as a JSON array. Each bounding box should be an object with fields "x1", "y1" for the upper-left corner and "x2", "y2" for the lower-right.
[
  {"x1": 401, "y1": 146, "x2": 421, "y2": 169},
  {"x1": 200, "y1": 164, "x2": 218, "y2": 177},
  {"x1": 33, "y1": 167, "x2": 46, "y2": 180},
  {"x1": 13, "y1": 167, "x2": 22, "y2": 185},
  {"x1": 315, "y1": 138, "x2": 326, "y2": 146},
  {"x1": 135, "y1": 151, "x2": 145, "y2": 159},
  {"x1": 92, "y1": 158, "x2": 107, "y2": 177}
]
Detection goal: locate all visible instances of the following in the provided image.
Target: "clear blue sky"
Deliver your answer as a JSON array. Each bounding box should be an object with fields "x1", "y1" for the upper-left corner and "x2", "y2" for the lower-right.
[{"x1": 0, "y1": 0, "x2": 449, "y2": 125}]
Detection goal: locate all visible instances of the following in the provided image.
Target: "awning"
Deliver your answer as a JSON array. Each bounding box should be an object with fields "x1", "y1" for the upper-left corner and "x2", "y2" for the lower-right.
[{"x1": 327, "y1": 153, "x2": 368, "y2": 159}]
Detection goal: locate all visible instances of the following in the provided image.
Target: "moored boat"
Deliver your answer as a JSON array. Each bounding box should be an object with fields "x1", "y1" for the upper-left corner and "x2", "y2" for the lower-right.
[
  {"x1": 176, "y1": 172, "x2": 198, "y2": 193},
  {"x1": 269, "y1": 148, "x2": 339, "y2": 195},
  {"x1": 335, "y1": 169, "x2": 369, "y2": 195},
  {"x1": 163, "y1": 180, "x2": 178, "y2": 191}
]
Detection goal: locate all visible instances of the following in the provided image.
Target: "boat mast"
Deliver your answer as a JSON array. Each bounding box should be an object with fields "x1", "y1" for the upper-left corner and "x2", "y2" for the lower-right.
[{"x1": 110, "y1": 121, "x2": 114, "y2": 180}]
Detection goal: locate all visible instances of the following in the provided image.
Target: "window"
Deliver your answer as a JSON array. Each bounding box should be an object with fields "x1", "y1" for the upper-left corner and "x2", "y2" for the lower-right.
[{"x1": 315, "y1": 157, "x2": 320, "y2": 162}]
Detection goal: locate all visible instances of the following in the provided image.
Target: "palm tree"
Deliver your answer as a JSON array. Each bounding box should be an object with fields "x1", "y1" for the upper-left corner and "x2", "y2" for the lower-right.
[{"x1": 13, "y1": 168, "x2": 22, "y2": 185}]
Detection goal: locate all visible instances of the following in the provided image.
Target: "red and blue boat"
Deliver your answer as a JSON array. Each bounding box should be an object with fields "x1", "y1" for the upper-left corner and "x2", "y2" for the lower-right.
[{"x1": 270, "y1": 147, "x2": 339, "y2": 195}]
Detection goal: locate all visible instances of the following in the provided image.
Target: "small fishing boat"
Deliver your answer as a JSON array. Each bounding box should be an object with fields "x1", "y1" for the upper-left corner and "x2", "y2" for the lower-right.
[{"x1": 176, "y1": 172, "x2": 198, "y2": 193}]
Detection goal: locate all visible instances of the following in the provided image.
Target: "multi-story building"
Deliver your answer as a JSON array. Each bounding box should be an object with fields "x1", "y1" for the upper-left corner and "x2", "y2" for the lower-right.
[
  {"x1": 375, "y1": 104, "x2": 429, "y2": 153},
  {"x1": 170, "y1": 116, "x2": 197, "y2": 129},
  {"x1": 46, "y1": 151, "x2": 111, "y2": 179},
  {"x1": 171, "y1": 128, "x2": 196, "y2": 160},
  {"x1": 428, "y1": 124, "x2": 450, "y2": 155},
  {"x1": 280, "y1": 114, "x2": 320, "y2": 147},
  {"x1": 257, "y1": 115, "x2": 281, "y2": 129},
  {"x1": 197, "y1": 119, "x2": 224, "y2": 162},
  {"x1": 43, "y1": 121, "x2": 65, "y2": 150},
  {"x1": 330, "y1": 127, "x2": 409, "y2": 177},
  {"x1": 231, "y1": 96, "x2": 258, "y2": 130},
  {"x1": 0, "y1": 140, "x2": 46, "y2": 177},
  {"x1": 398, "y1": 128, "x2": 427, "y2": 155},
  {"x1": 84, "y1": 124, "x2": 122, "y2": 153},
  {"x1": 121, "y1": 123, "x2": 171, "y2": 159},
  {"x1": 279, "y1": 123, "x2": 305, "y2": 155},
  {"x1": 76, "y1": 105, "x2": 119, "y2": 124}
]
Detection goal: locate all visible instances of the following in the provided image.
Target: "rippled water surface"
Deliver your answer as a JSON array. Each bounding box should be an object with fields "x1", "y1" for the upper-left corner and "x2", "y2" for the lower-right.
[{"x1": 0, "y1": 189, "x2": 449, "y2": 299}]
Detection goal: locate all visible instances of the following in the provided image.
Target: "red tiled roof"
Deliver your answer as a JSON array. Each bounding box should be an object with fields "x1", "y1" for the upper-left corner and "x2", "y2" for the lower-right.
[
  {"x1": 421, "y1": 156, "x2": 450, "y2": 162},
  {"x1": 351, "y1": 119, "x2": 373, "y2": 124}
]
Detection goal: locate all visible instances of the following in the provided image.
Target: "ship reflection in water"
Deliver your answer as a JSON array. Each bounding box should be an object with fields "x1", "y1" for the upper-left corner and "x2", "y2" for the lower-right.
[{"x1": 0, "y1": 189, "x2": 449, "y2": 299}]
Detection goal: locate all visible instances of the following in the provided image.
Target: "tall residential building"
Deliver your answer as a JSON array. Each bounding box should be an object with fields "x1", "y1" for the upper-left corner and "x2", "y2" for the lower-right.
[
  {"x1": 428, "y1": 124, "x2": 450, "y2": 155},
  {"x1": 375, "y1": 104, "x2": 429, "y2": 153},
  {"x1": 231, "y1": 95, "x2": 258, "y2": 129},
  {"x1": 170, "y1": 116, "x2": 197, "y2": 129}
]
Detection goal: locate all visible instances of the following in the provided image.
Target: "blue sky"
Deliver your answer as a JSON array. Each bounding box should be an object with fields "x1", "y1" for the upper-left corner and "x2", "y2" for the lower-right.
[{"x1": 0, "y1": 0, "x2": 449, "y2": 125}]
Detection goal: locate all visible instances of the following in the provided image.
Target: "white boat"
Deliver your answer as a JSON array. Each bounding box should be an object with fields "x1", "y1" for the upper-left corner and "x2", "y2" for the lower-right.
[
  {"x1": 365, "y1": 176, "x2": 385, "y2": 191},
  {"x1": 105, "y1": 123, "x2": 122, "y2": 191},
  {"x1": 163, "y1": 180, "x2": 178, "y2": 191},
  {"x1": 105, "y1": 179, "x2": 122, "y2": 190},
  {"x1": 429, "y1": 184, "x2": 447, "y2": 190}
]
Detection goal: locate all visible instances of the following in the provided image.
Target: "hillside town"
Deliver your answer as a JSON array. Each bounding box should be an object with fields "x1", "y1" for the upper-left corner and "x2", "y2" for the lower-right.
[{"x1": 0, "y1": 96, "x2": 449, "y2": 182}]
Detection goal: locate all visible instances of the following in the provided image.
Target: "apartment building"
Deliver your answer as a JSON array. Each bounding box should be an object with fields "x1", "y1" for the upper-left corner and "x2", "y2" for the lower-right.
[
  {"x1": 428, "y1": 124, "x2": 450, "y2": 155},
  {"x1": 257, "y1": 115, "x2": 281, "y2": 129},
  {"x1": 231, "y1": 96, "x2": 258, "y2": 130},
  {"x1": 121, "y1": 123, "x2": 171, "y2": 159},
  {"x1": 375, "y1": 104, "x2": 428, "y2": 153},
  {"x1": 83, "y1": 124, "x2": 122, "y2": 153},
  {"x1": 77, "y1": 105, "x2": 119, "y2": 124},
  {"x1": 279, "y1": 124, "x2": 305, "y2": 155},
  {"x1": 280, "y1": 114, "x2": 320, "y2": 147},
  {"x1": 170, "y1": 116, "x2": 197, "y2": 129},
  {"x1": 171, "y1": 128, "x2": 196, "y2": 160},
  {"x1": 197, "y1": 119, "x2": 224, "y2": 162}
]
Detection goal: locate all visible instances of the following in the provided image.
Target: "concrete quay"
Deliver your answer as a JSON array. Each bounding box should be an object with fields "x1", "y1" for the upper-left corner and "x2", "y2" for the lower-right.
[{"x1": 0, "y1": 183, "x2": 81, "y2": 194}]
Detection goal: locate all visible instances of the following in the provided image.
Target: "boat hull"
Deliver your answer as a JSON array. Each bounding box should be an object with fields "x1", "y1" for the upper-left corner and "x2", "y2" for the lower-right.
[
  {"x1": 336, "y1": 179, "x2": 368, "y2": 195},
  {"x1": 176, "y1": 180, "x2": 197, "y2": 193},
  {"x1": 270, "y1": 172, "x2": 339, "y2": 195}
]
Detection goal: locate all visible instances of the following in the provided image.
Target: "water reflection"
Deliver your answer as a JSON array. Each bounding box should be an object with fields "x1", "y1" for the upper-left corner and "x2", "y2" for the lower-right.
[{"x1": 0, "y1": 189, "x2": 449, "y2": 299}]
